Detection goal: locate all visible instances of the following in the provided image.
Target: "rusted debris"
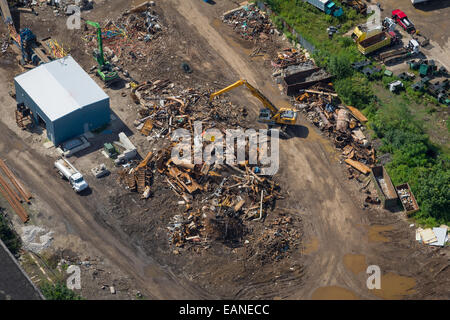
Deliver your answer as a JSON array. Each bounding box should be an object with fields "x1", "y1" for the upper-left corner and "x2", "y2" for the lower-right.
[
  {"x1": 345, "y1": 159, "x2": 371, "y2": 174},
  {"x1": 222, "y1": 3, "x2": 275, "y2": 43},
  {"x1": 0, "y1": 159, "x2": 32, "y2": 203},
  {"x1": 396, "y1": 183, "x2": 419, "y2": 214},
  {"x1": 346, "y1": 105, "x2": 368, "y2": 123},
  {"x1": 0, "y1": 172, "x2": 29, "y2": 223}
]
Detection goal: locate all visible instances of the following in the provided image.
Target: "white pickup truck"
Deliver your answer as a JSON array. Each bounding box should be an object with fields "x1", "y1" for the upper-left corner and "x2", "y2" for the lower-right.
[{"x1": 54, "y1": 158, "x2": 89, "y2": 193}]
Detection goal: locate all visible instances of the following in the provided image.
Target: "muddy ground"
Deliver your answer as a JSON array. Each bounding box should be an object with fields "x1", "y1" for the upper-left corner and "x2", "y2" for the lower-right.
[{"x1": 0, "y1": 0, "x2": 448, "y2": 300}]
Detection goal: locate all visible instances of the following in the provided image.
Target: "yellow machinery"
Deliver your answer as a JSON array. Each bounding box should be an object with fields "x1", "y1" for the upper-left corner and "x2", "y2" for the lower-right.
[
  {"x1": 209, "y1": 79, "x2": 297, "y2": 135},
  {"x1": 351, "y1": 25, "x2": 382, "y2": 43}
]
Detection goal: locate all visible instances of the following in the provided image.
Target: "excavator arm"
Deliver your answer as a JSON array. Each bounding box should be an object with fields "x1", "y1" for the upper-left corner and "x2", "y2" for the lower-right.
[
  {"x1": 209, "y1": 79, "x2": 279, "y2": 116},
  {"x1": 86, "y1": 20, "x2": 105, "y2": 66}
]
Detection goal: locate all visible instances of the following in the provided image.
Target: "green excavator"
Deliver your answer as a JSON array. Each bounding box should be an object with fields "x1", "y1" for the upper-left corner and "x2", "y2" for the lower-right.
[{"x1": 86, "y1": 20, "x2": 119, "y2": 86}]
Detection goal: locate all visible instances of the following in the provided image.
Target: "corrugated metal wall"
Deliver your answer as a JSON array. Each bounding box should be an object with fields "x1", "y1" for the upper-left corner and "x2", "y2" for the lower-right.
[
  {"x1": 52, "y1": 99, "x2": 110, "y2": 145},
  {"x1": 14, "y1": 79, "x2": 56, "y2": 143},
  {"x1": 14, "y1": 79, "x2": 110, "y2": 145}
]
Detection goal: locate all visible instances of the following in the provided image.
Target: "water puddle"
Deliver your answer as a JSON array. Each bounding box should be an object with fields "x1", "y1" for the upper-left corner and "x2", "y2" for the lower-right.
[
  {"x1": 368, "y1": 225, "x2": 394, "y2": 243},
  {"x1": 372, "y1": 273, "x2": 416, "y2": 300},
  {"x1": 343, "y1": 254, "x2": 367, "y2": 275},
  {"x1": 311, "y1": 286, "x2": 358, "y2": 300},
  {"x1": 302, "y1": 237, "x2": 319, "y2": 254}
]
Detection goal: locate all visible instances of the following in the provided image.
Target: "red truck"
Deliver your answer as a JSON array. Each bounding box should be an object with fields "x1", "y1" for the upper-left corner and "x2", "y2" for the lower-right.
[{"x1": 392, "y1": 9, "x2": 416, "y2": 34}]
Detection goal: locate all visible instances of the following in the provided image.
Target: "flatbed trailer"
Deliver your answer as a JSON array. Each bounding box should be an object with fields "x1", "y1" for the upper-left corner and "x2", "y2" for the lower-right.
[{"x1": 380, "y1": 48, "x2": 407, "y2": 61}]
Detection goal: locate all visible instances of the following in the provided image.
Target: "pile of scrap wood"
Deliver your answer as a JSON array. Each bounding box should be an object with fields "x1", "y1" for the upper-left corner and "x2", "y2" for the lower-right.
[
  {"x1": 146, "y1": 145, "x2": 284, "y2": 251},
  {"x1": 416, "y1": 226, "x2": 448, "y2": 247},
  {"x1": 292, "y1": 84, "x2": 375, "y2": 176},
  {"x1": 271, "y1": 48, "x2": 309, "y2": 69},
  {"x1": 222, "y1": 3, "x2": 275, "y2": 42},
  {"x1": 246, "y1": 213, "x2": 301, "y2": 264},
  {"x1": 116, "y1": 78, "x2": 299, "y2": 260},
  {"x1": 131, "y1": 80, "x2": 250, "y2": 139},
  {"x1": 118, "y1": 151, "x2": 153, "y2": 199}
]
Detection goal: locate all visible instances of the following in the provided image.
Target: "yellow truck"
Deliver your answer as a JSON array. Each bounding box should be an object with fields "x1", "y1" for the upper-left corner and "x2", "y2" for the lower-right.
[{"x1": 356, "y1": 30, "x2": 398, "y2": 55}]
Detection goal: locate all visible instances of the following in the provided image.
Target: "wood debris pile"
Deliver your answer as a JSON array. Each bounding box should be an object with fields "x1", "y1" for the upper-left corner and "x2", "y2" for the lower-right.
[
  {"x1": 271, "y1": 48, "x2": 309, "y2": 69},
  {"x1": 115, "y1": 80, "x2": 302, "y2": 261},
  {"x1": 292, "y1": 84, "x2": 376, "y2": 177}
]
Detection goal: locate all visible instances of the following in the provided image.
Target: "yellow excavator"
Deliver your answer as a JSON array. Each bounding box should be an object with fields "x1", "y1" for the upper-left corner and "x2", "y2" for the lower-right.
[{"x1": 209, "y1": 79, "x2": 298, "y2": 137}]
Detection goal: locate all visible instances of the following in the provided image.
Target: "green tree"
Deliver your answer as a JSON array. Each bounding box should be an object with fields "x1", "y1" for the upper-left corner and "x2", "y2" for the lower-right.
[
  {"x1": 0, "y1": 211, "x2": 21, "y2": 255},
  {"x1": 40, "y1": 281, "x2": 83, "y2": 300}
]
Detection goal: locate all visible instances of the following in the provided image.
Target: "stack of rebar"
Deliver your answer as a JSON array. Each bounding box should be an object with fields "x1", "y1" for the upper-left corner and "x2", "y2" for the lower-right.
[{"x1": 0, "y1": 159, "x2": 31, "y2": 222}]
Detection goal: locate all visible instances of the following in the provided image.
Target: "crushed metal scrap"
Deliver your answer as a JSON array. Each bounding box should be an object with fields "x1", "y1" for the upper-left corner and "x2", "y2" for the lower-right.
[{"x1": 222, "y1": 2, "x2": 276, "y2": 43}]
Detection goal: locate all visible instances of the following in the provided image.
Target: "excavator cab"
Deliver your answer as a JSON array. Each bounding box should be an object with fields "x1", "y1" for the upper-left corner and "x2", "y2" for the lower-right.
[{"x1": 210, "y1": 79, "x2": 298, "y2": 135}]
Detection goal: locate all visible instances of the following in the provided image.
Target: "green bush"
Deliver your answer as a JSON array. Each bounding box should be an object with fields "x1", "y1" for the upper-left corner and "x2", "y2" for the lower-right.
[
  {"x1": 0, "y1": 211, "x2": 21, "y2": 255},
  {"x1": 40, "y1": 281, "x2": 83, "y2": 300}
]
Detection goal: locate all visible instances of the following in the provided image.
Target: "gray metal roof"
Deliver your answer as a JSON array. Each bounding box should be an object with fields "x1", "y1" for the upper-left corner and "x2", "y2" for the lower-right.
[{"x1": 14, "y1": 55, "x2": 109, "y2": 121}]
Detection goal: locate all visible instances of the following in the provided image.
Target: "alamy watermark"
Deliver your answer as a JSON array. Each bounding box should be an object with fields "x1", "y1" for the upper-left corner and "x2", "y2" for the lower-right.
[
  {"x1": 66, "y1": 265, "x2": 81, "y2": 290},
  {"x1": 366, "y1": 265, "x2": 381, "y2": 290},
  {"x1": 171, "y1": 121, "x2": 280, "y2": 176},
  {"x1": 66, "y1": 0, "x2": 82, "y2": 30}
]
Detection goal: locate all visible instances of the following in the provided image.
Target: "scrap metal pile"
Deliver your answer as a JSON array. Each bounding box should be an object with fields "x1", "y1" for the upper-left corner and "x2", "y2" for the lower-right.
[
  {"x1": 222, "y1": 3, "x2": 275, "y2": 43},
  {"x1": 82, "y1": 3, "x2": 163, "y2": 63},
  {"x1": 292, "y1": 86, "x2": 376, "y2": 176}
]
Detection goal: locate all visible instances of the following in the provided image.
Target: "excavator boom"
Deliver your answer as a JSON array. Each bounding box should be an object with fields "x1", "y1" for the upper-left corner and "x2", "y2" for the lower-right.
[
  {"x1": 209, "y1": 79, "x2": 297, "y2": 132},
  {"x1": 86, "y1": 20, "x2": 105, "y2": 66},
  {"x1": 209, "y1": 79, "x2": 279, "y2": 116}
]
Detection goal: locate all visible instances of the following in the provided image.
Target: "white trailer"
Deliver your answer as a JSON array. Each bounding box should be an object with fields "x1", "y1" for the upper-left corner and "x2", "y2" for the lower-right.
[{"x1": 54, "y1": 158, "x2": 89, "y2": 193}]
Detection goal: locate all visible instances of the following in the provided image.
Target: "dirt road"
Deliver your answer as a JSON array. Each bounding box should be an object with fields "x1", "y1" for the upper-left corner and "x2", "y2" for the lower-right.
[
  {"x1": 0, "y1": 87, "x2": 207, "y2": 299},
  {"x1": 0, "y1": 0, "x2": 447, "y2": 300},
  {"x1": 164, "y1": 0, "x2": 449, "y2": 299}
]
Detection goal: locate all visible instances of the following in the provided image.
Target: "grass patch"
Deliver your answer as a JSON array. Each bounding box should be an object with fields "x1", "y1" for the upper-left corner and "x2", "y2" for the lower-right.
[{"x1": 40, "y1": 281, "x2": 83, "y2": 300}]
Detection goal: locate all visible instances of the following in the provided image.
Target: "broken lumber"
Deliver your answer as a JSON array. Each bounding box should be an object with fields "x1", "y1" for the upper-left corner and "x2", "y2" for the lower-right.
[
  {"x1": 345, "y1": 159, "x2": 371, "y2": 174},
  {"x1": 345, "y1": 105, "x2": 368, "y2": 123},
  {"x1": 303, "y1": 89, "x2": 338, "y2": 97}
]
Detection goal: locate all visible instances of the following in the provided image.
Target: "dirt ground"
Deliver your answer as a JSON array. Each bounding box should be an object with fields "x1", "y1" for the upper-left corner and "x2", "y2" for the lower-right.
[
  {"x1": 0, "y1": 0, "x2": 448, "y2": 300},
  {"x1": 376, "y1": 0, "x2": 450, "y2": 70}
]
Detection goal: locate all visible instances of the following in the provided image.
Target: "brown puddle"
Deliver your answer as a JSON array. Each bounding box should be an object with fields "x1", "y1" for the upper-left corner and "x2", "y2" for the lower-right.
[
  {"x1": 311, "y1": 286, "x2": 358, "y2": 300},
  {"x1": 303, "y1": 237, "x2": 319, "y2": 254},
  {"x1": 368, "y1": 225, "x2": 394, "y2": 243},
  {"x1": 372, "y1": 273, "x2": 416, "y2": 300},
  {"x1": 343, "y1": 254, "x2": 367, "y2": 275}
]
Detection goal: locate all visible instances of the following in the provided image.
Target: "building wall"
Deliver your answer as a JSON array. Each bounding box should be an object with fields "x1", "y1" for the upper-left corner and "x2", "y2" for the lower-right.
[
  {"x1": 14, "y1": 80, "x2": 110, "y2": 145},
  {"x1": 52, "y1": 98, "x2": 110, "y2": 145},
  {"x1": 14, "y1": 79, "x2": 56, "y2": 143}
]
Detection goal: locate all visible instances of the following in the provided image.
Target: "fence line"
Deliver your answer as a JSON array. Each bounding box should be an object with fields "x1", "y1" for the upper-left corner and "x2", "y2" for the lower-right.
[{"x1": 256, "y1": 1, "x2": 316, "y2": 53}]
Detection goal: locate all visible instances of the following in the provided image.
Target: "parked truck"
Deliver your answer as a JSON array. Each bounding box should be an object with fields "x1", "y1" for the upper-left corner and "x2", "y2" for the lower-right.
[
  {"x1": 356, "y1": 30, "x2": 398, "y2": 55},
  {"x1": 54, "y1": 158, "x2": 89, "y2": 193},
  {"x1": 306, "y1": 0, "x2": 343, "y2": 17},
  {"x1": 392, "y1": 9, "x2": 415, "y2": 34},
  {"x1": 380, "y1": 39, "x2": 420, "y2": 64}
]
